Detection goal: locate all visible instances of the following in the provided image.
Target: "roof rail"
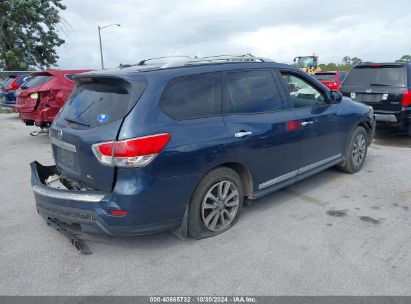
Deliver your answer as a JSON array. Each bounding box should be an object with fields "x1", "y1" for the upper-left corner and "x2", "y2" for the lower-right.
[
  {"x1": 119, "y1": 56, "x2": 192, "y2": 69},
  {"x1": 138, "y1": 56, "x2": 192, "y2": 66},
  {"x1": 118, "y1": 54, "x2": 274, "y2": 71},
  {"x1": 185, "y1": 54, "x2": 272, "y2": 65}
]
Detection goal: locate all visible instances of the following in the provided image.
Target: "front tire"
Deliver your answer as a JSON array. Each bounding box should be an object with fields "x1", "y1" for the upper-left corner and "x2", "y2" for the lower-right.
[
  {"x1": 338, "y1": 126, "x2": 368, "y2": 174},
  {"x1": 188, "y1": 167, "x2": 244, "y2": 239}
]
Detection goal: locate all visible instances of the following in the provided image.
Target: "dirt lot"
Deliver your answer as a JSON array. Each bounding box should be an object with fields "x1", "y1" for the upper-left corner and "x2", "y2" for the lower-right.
[{"x1": 0, "y1": 112, "x2": 410, "y2": 295}]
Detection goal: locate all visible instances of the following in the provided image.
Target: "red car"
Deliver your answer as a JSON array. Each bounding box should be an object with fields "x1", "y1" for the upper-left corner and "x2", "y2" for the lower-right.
[
  {"x1": 314, "y1": 71, "x2": 348, "y2": 91},
  {"x1": 15, "y1": 69, "x2": 92, "y2": 128}
]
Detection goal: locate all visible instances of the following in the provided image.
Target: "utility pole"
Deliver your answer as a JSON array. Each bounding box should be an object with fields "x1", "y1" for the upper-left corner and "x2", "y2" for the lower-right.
[
  {"x1": 98, "y1": 26, "x2": 104, "y2": 69},
  {"x1": 97, "y1": 24, "x2": 121, "y2": 70}
]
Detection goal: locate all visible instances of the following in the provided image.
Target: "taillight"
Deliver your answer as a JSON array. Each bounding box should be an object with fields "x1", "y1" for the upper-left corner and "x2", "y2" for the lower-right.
[
  {"x1": 92, "y1": 133, "x2": 171, "y2": 168},
  {"x1": 328, "y1": 82, "x2": 338, "y2": 90},
  {"x1": 402, "y1": 90, "x2": 411, "y2": 107}
]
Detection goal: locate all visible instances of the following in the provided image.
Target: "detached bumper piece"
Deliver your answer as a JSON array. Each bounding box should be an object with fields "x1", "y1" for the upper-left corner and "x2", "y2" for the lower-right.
[{"x1": 47, "y1": 217, "x2": 92, "y2": 254}]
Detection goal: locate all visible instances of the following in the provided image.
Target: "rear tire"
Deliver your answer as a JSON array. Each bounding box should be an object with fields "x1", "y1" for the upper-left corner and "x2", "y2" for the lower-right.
[
  {"x1": 408, "y1": 123, "x2": 411, "y2": 137},
  {"x1": 188, "y1": 167, "x2": 244, "y2": 239},
  {"x1": 338, "y1": 126, "x2": 368, "y2": 174}
]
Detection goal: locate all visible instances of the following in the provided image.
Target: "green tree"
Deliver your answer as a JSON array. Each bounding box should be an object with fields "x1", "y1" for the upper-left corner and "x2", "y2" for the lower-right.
[
  {"x1": 396, "y1": 55, "x2": 411, "y2": 62},
  {"x1": 342, "y1": 56, "x2": 351, "y2": 66},
  {"x1": 341, "y1": 56, "x2": 362, "y2": 67},
  {"x1": 0, "y1": 0, "x2": 66, "y2": 70},
  {"x1": 350, "y1": 57, "x2": 362, "y2": 66}
]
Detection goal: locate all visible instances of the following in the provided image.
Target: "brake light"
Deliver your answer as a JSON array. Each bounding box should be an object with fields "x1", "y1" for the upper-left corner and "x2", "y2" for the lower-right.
[
  {"x1": 92, "y1": 133, "x2": 171, "y2": 168},
  {"x1": 402, "y1": 90, "x2": 411, "y2": 107}
]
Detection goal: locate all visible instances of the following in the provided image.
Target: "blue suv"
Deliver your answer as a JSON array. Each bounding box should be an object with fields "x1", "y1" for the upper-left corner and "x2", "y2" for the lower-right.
[{"x1": 31, "y1": 55, "x2": 375, "y2": 239}]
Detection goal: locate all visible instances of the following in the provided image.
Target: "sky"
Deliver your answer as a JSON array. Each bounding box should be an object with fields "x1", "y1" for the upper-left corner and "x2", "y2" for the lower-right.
[{"x1": 55, "y1": 0, "x2": 411, "y2": 69}]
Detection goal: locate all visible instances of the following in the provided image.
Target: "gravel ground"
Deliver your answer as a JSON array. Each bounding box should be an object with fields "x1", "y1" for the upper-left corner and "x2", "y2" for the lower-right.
[{"x1": 0, "y1": 112, "x2": 410, "y2": 296}]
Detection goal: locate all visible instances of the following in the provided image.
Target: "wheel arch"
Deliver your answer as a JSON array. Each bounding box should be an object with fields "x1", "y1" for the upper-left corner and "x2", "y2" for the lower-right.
[
  {"x1": 221, "y1": 162, "x2": 254, "y2": 199},
  {"x1": 358, "y1": 120, "x2": 373, "y2": 145},
  {"x1": 197, "y1": 162, "x2": 254, "y2": 200}
]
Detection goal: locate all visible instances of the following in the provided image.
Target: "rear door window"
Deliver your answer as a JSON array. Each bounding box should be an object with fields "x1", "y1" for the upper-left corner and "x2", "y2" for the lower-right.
[
  {"x1": 160, "y1": 72, "x2": 222, "y2": 120},
  {"x1": 59, "y1": 80, "x2": 145, "y2": 128},
  {"x1": 23, "y1": 75, "x2": 53, "y2": 88},
  {"x1": 343, "y1": 65, "x2": 406, "y2": 87},
  {"x1": 223, "y1": 70, "x2": 284, "y2": 114}
]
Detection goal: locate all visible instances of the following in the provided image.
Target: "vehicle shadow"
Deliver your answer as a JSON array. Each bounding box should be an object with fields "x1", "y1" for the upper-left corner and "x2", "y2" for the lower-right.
[
  {"x1": 81, "y1": 166, "x2": 347, "y2": 252},
  {"x1": 241, "y1": 167, "x2": 343, "y2": 217},
  {"x1": 373, "y1": 125, "x2": 411, "y2": 148}
]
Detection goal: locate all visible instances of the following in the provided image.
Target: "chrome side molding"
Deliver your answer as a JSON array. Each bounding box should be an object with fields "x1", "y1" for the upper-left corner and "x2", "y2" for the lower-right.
[{"x1": 258, "y1": 154, "x2": 342, "y2": 190}]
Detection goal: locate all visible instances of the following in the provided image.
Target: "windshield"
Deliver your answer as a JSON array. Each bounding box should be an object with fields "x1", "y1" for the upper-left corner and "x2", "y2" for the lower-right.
[
  {"x1": 22, "y1": 75, "x2": 53, "y2": 89},
  {"x1": 297, "y1": 57, "x2": 317, "y2": 68},
  {"x1": 315, "y1": 73, "x2": 335, "y2": 81},
  {"x1": 343, "y1": 66, "x2": 406, "y2": 87},
  {"x1": 59, "y1": 80, "x2": 145, "y2": 129}
]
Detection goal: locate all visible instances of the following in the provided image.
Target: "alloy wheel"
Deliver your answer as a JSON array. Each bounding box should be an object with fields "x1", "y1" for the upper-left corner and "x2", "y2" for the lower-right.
[
  {"x1": 352, "y1": 133, "x2": 366, "y2": 167},
  {"x1": 201, "y1": 181, "x2": 240, "y2": 232}
]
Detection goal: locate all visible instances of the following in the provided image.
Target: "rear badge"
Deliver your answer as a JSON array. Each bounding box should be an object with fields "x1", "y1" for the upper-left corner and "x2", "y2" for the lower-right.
[{"x1": 97, "y1": 114, "x2": 109, "y2": 124}]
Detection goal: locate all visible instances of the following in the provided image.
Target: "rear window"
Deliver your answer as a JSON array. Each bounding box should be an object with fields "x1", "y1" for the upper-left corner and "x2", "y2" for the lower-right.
[
  {"x1": 343, "y1": 65, "x2": 406, "y2": 87},
  {"x1": 23, "y1": 75, "x2": 53, "y2": 88},
  {"x1": 59, "y1": 80, "x2": 145, "y2": 128},
  {"x1": 64, "y1": 74, "x2": 76, "y2": 81},
  {"x1": 160, "y1": 72, "x2": 222, "y2": 120},
  {"x1": 314, "y1": 73, "x2": 336, "y2": 81},
  {"x1": 15, "y1": 75, "x2": 30, "y2": 85}
]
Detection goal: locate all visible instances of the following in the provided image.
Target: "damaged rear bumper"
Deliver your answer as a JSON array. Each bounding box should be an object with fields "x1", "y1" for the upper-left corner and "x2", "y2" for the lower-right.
[
  {"x1": 31, "y1": 161, "x2": 114, "y2": 235},
  {"x1": 31, "y1": 161, "x2": 183, "y2": 236}
]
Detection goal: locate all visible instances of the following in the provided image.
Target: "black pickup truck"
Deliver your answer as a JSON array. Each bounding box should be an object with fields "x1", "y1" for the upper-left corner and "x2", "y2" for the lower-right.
[{"x1": 340, "y1": 62, "x2": 411, "y2": 136}]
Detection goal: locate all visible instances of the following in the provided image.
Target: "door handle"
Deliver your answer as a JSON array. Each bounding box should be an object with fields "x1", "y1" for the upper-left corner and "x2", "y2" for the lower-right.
[
  {"x1": 301, "y1": 121, "x2": 314, "y2": 127},
  {"x1": 235, "y1": 131, "x2": 253, "y2": 138}
]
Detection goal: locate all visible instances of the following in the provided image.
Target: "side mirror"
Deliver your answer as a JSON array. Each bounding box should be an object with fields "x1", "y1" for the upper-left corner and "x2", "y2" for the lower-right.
[{"x1": 330, "y1": 90, "x2": 342, "y2": 103}]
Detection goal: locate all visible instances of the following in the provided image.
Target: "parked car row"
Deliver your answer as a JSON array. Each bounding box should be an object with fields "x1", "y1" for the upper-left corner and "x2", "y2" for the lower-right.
[
  {"x1": 1, "y1": 69, "x2": 91, "y2": 128},
  {"x1": 2, "y1": 62, "x2": 409, "y2": 138},
  {"x1": 0, "y1": 73, "x2": 31, "y2": 105}
]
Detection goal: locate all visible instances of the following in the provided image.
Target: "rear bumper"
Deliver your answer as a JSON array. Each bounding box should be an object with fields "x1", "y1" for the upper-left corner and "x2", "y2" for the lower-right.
[
  {"x1": 18, "y1": 107, "x2": 58, "y2": 126},
  {"x1": 374, "y1": 114, "x2": 397, "y2": 122},
  {"x1": 31, "y1": 161, "x2": 188, "y2": 236},
  {"x1": 374, "y1": 109, "x2": 411, "y2": 125}
]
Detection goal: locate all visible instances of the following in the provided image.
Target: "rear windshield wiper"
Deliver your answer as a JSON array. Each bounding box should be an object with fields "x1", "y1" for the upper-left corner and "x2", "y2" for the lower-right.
[
  {"x1": 64, "y1": 117, "x2": 90, "y2": 127},
  {"x1": 369, "y1": 83, "x2": 390, "y2": 86}
]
